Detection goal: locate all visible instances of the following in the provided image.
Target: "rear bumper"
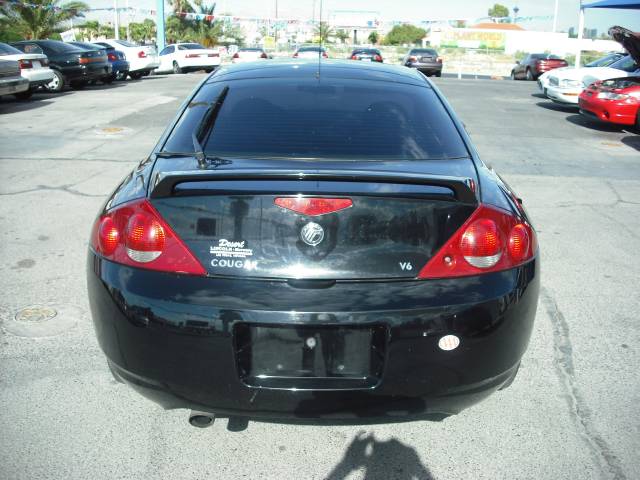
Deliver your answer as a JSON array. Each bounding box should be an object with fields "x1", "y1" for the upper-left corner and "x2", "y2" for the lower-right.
[
  {"x1": 21, "y1": 68, "x2": 55, "y2": 86},
  {"x1": 109, "y1": 60, "x2": 129, "y2": 74},
  {"x1": 87, "y1": 253, "x2": 539, "y2": 420},
  {"x1": 579, "y1": 96, "x2": 638, "y2": 126},
  {"x1": 0, "y1": 76, "x2": 29, "y2": 95},
  {"x1": 408, "y1": 63, "x2": 442, "y2": 75},
  {"x1": 60, "y1": 64, "x2": 112, "y2": 81},
  {"x1": 180, "y1": 57, "x2": 221, "y2": 70}
]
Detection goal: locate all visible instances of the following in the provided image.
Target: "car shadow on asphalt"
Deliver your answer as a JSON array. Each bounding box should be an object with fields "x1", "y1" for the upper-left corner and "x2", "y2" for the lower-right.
[
  {"x1": 530, "y1": 92, "x2": 547, "y2": 99},
  {"x1": 325, "y1": 431, "x2": 435, "y2": 480},
  {"x1": 621, "y1": 136, "x2": 640, "y2": 152},
  {"x1": 0, "y1": 93, "x2": 64, "y2": 114},
  {"x1": 535, "y1": 101, "x2": 578, "y2": 113},
  {"x1": 565, "y1": 114, "x2": 627, "y2": 132}
]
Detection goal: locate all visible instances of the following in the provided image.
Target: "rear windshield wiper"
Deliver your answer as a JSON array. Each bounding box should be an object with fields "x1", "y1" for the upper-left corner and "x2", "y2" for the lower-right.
[{"x1": 192, "y1": 86, "x2": 230, "y2": 169}]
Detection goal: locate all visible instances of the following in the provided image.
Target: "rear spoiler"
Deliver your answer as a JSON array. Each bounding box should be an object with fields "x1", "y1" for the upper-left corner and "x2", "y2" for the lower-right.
[{"x1": 149, "y1": 169, "x2": 478, "y2": 204}]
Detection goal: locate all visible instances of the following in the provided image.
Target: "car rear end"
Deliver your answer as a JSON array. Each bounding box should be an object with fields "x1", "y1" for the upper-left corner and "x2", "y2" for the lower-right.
[
  {"x1": 232, "y1": 49, "x2": 267, "y2": 63},
  {"x1": 0, "y1": 43, "x2": 54, "y2": 91},
  {"x1": 405, "y1": 50, "x2": 442, "y2": 76},
  {"x1": 87, "y1": 64, "x2": 539, "y2": 421},
  {"x1": 179, "y1": 48, "x2": 221, "y2": 71},
  {"x1": 0, "y1": 59, "x2": 29, "y2": 96},
  {"x1": 533, "y1": 57, "x2": 567, "y2": 76},
  {"x1": 294, "y1": 47, "x2": 328, "y2": 59},
  {"x1": 350, "y1": 49, "x2": 383, "y2": 63},
  {"x1": 125, "y1": 43, "x2": 159, "y2": 73},
  {"x1": 579, "y1": 77, "x2": 640, "y2": 125}
]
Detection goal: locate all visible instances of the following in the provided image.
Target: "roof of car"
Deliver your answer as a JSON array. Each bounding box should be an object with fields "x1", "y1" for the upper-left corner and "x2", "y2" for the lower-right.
[{"x1": 208, "y1": 59, "x2": 430, "y2": 87}]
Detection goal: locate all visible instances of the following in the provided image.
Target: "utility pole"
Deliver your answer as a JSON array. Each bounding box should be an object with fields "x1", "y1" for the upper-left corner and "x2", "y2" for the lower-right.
[
  {"x1": 114, "y1": 0, "x2": 120, "y2": 39},
  {"x1": 275, "y1": 0, "x2": 279, "y2": 52},
  {"x1": 156, "y1": 0, "x2": 165, "y2": 51},
  {"x1": 552, "y1": 0, "x2": 559, "y2": 32},
  {"x1": 576, "y1": 0, "x2": 584, "y2": 68},
  {"x1": 126, "y1": 0, "x2": 131, "y2": 42}
]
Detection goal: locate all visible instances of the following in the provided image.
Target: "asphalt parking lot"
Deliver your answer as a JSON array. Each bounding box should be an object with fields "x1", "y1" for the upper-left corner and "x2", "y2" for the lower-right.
[{"x1": 1, "y1": 74, "x2": 639, "y2": 480}]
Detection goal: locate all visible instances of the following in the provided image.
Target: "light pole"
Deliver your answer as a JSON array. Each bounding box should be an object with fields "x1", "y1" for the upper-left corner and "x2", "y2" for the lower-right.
[
  {"x1": 552, "y1": 0, "x2": 559, "y2": 32},
  {"x1": 114, "y1": 0, "x2": 120, "y2": 39},
  {"x1": 576, "y1": 0, "x2": 584, "y2": 68},
  {"x1": 156, "y1": 0, "x2": 165, "y2": 51}
]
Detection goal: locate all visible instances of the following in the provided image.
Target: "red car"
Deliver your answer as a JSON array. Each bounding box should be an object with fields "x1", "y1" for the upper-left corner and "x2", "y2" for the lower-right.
[
  {"x1": 579, "y1": 77, "x2": 640, "y2": 128},
  {"x1": 511, "y1": 53, "x2": 568, "y2": 80}
]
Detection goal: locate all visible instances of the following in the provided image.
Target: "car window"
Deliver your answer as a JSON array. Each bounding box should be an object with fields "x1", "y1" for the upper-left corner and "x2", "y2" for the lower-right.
[
  {"x1": 43, "y1": 41, "x2": 83, "y2": 53},
  {"x1": 178, "y1": 44, "x2": 205, "y2": 50},
  {"x1": 240, "y1": 48, "x2": 262, "y2": 52},
  {"x1": 298, "y1": 47, "x2": 325, "y2": 52},
  {"x1": 610, "y1": 55, "x2": 638, "y2": 72},
  {"x1": 0, "y1": 43, "x2": 23, "y2": 55},
  {"x1": 411, "y1": 49, "x2": 437, "y2": 56},
  {"x1": 20, "y1": 43, "x2": 44, "y2": 54},
  {"x1": 114, "y1": 40, "x2": 138, "y2": 48},
  {"x1": 164, "y1": 79, "x2": 469, "y2": 161},
  {"x1": 160, "y1": 46, "x2": 174, "y2": 55}
]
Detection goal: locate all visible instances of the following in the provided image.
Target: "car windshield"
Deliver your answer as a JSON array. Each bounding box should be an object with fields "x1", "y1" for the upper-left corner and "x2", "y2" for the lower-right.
[
  {"x1": 586, "y1": 53, "x2": 623, "y2": 67},
  {"x1": 178, "y1": 44, "x2": 205, "y2": 50},
  {"x1": 610, "y1": 54, "x2": 639, "y2": 72},
  {"x1": 114, "y1": 40, "x2": 139, "y2": 48},
  {"x1": 164, "y1": 79, "x2": 469, "y2": 160},
  {"x1": 0, "y1": 43, "x2": 23, "y2": 55},
  {"x1": 41, "y1": 41, "x2": 84, "y2": 53}
]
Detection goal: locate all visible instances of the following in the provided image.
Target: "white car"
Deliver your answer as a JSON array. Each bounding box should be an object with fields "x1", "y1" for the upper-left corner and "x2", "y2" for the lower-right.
[
  {"x1": 156, "y1": 43, "x2": 221, "y2": 74},
  {"x1": 544, "y1": 54, "x2": 639, "y2": 105},
  {"x1": 231, "y1": 47, "x2": 268, "y2": 63},
  {"x1": 98, "y1": 39, "x2": 159, "y2": 79},
  {"x1": 537, "y1": 52, "x2": 626, "y2": 94},
  {"x1": 293, "y1": 46, "x2": 328, "y2": 59},
  {"x1": 0, "y1": 42, "x2": 54, "y2": 99}
]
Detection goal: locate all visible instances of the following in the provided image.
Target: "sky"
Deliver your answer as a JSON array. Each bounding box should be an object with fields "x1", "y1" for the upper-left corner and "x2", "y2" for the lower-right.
[{"x1": 84, "y1": 1, "x2": 640, "y2": 34}]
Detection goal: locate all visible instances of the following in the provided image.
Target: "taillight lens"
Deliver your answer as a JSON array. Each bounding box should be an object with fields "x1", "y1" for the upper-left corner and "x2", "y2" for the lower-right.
[
  {"x1": 19, "y1": 59, "x2": 33, "y2": 69},
  {"x1": 374, "y1": 55, "x2": 382, "y2": 62},
  {"x1": 275, "y1": 197, "x2": 353, "y2": 216},
  {"x1": 409, "y1": 56, "x2": 417, "y2": 62},
  {"x1": 138, "y1": 50, "x2": 147, "y2": 58},
  {"x1": 293, "y1": 52, "x2": 298, "y2": 57},
  {"x1": 351, "y1": 55, "x2": 357, "y2": 60},
  {"x1": 232, "y1": 52, "x2": 239, "y2": 59},
  {"x1": 260, "y1": 52, "x2": 267, "y2": 58},
  {"x1": 418, "y1": 204, "x2": 537, "y2": 279},
  {"x1": 107, "y1": 52, "x2": 117, "y2": 61},
  {"x1": 79, "y1": 57, "x2": 89, "y2": 64},
  {"x1": 322, "y1": 52, "x2": 328, "y2": 58},
  {"x1": 90, "y1": 199, "x2": 206, "y2": 275}
]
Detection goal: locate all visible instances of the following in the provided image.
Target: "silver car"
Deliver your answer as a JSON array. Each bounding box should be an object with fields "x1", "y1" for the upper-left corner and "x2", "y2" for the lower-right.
[{"x1": 0, "y1": 59, "x2": 29, "y2": 99}]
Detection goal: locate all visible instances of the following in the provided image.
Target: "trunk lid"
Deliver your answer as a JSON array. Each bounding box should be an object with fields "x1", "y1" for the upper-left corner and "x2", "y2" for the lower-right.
[{"x1": 149, "y1": 161, "x2": 478, "y2": 280}]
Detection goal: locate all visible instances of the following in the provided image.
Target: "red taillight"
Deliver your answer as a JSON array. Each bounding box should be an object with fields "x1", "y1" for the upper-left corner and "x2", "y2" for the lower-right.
[
  {"x1": 293, "y1": 52, "x2": 298, "y2": 57},
  {"x1": 260, "y1": 52, "x2": 267, "y2": 58},
  {"x1": 19, "y1": 59, "x2": 33, "y2": 69},
  {"x1": 107, "y1": 52, "x2": 117, "y2": 61},
  {"x1": 351, "y1": 55, "x2": 357, "y2": 60},
  {"x1": 275, "y1": 197, "x2": 353, "y2": 216},
  {"x1": 322, "y1": 52, "x2": 328, "y2": 58},
  {"x1": 409, "y1": 56, "x2": 417, "y2": 62},
  {"x1": 90, "y1": 199, "x2": 206, "y2": 275},
  {"x1": 418, "y1": 205, "x2": 537, "y2": 279},
  {"x1": 232, "y1": 52, "x2": 239, "y2": 59},
  {"x1": 138, "y1": 50, "x2": 147, "y2": 58},
  {"x1": 374, "y1": 55, "x2": 382, "y2": 62},
  {"x1": 79, "y1": 57, "x2": 89, "y2": 64}
]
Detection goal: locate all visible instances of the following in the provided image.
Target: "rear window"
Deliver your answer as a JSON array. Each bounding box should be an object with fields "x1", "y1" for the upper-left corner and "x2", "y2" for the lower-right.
[
  {"x1": 240, "y1": 48, "x2": 263, "y2": 52},
  {"x1": 411, "y1": 49, "x2": 437, "y2": 55},
  {"x1": 41, "y1": 41, "x2": 83, "y2": 53},
  {"x1": 0, "y1": 43, "x2": 22, "y2": 55},
  {"x1": 298, "y1": 47, "x2": 325, "y2": 52},
  {"x1": 164, "y1": 78, "x2": 468, "y2": 160},
  {"x1": 353, "y1": 49, "x2": 380, "y2": 55},
  {"x1": 114, "y1": 40, "x2": 138, "y2": 48},
  {"x1": 178, "y1": 43, "x2": 205, "y2": 50}
]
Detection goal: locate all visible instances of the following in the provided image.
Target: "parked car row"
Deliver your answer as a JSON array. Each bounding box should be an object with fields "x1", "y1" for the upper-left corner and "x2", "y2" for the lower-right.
[{"x1": 534, "y1": 26, "x2": 640, "y2": 129}]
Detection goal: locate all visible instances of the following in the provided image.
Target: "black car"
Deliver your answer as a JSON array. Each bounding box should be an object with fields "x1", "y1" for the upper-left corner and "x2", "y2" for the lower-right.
[
  {"x1": 350, "y1": 48, "x2": 383, "y2": 62},
  {"x1": 10, "y1": 40, "x2": 111, "y2": 92},
  {"x1": 402, "y1": 48, "x2": 443, "y2": 77},
  {"x1": 87, "y1": 60, "x2": 539, "y2": 427},
  {"x1": 70, "y1": 41, "x2": 128, "y2": 83}
]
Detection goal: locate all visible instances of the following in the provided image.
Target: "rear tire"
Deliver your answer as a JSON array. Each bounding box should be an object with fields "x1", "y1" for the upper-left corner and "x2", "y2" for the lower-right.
[
  {"x1": 510, "y1": 70, "x2": 516, "y2": 80},
  {"x1": 435, "y1": 71, "x2": 441, "y2": 77},
  {"x1": 172, "y1": 61, "x2": 182, "y2": 74},
  {"x1": 526, "y1": 68, "x2": 533, "y2": 81},
  {"x1": 129, "y1": 71, "x2": 143, "y2": 80},
  {"x1": 14, "y1": 90, "x2": 33, "y2": 100},
  {"x1": 45, "y1": 70, "x2": 64, "y2": 92},
  {"x1": 116, "y1": 71, "x2": 128, "y2": 81},
  {"x1": 102, "y1": 75, "x2": 114, "y2": 84}
]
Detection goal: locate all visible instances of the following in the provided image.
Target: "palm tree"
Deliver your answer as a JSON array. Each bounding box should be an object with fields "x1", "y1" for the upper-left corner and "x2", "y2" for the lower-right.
[
  {"x1": 314, "y1": 22, "x2": 334, "y2": 44},
  {"x1": 81, "y1": 20, "x2": 99, "y2": 41},
  {"x1": 1, "y1": 0, "x2": 89, "y2": 39},
  {"x1": 335, "y1": 29, "x2": 349, "y2": 44}
]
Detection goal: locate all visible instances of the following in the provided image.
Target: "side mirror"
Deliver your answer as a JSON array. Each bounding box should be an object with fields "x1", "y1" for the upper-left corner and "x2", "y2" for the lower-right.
[{"x1": 515, "y1": 60, "x2": 520, "y2": 65}]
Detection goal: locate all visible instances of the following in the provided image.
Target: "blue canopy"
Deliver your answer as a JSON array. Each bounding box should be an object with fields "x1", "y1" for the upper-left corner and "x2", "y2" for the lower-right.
[{"x1": 583, "y1": 0, "x2": 640, "y2": 8}]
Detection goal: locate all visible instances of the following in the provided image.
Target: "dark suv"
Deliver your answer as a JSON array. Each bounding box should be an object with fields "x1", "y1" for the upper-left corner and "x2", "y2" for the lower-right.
[
  {"x1": 402, "y1": 48, "x2": 442, "y2": 76},
  {"x1": 11, "y1": 40, "x2": 111, "y2": 92}
]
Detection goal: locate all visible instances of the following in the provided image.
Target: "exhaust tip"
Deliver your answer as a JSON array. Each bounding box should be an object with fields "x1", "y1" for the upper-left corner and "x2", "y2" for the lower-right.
[{"x1": 189, "y1": 411, "x2": 215, "y2": 428}]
